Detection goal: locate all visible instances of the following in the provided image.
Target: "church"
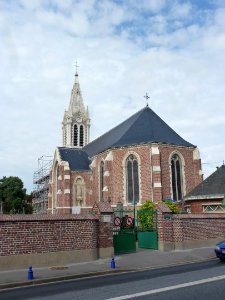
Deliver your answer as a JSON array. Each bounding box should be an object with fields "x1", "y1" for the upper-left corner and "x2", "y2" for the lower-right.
[{"x1": 48, "y1": 72, "x2": 203, "y2": 214}]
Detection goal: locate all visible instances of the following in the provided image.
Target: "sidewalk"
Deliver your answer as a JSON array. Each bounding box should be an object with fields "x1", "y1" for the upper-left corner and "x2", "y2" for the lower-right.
[{"x1": 0, "y1": 246, "x2": 216, "y2": 290}]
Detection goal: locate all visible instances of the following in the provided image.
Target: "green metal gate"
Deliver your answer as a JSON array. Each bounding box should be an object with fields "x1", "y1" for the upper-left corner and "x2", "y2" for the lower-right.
[
  {"x1": 113, "y1": 208, "x2": 136, "y2": 254},
  {"x1": 113, "y1": 208, "x2": 158, "y2": 253},
  {"x1": 137, "y1": 209, "x2": 158, "y2": 250}
]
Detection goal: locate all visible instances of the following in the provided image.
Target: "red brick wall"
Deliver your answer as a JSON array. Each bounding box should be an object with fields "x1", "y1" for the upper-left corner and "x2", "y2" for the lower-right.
[
  {"x1": 49, "y1": 143, "x2": 202, "y2": 212},
  {"x1": 173, "y1": 214, "x2": 225, "y2": 243},
  {"x1": 92, "y1": 145, "x2": 202, "y2": 205},
  {"x1": 91, "y1": 146, "x2": 153, "y2": 205},
  {"x1": 160, "y1": 146, "x2": 202, "y2": 200},
  {"x1": 0, "y1": 214, "x2": 112, "y2": 257},
  {"x1": 157, "y1": 207, "x2": 225, "y2": 249},
  {"x1": 98, "y1": 218, "x2": 113, "y2": 248},
  {"x1": 157, "y1": 209, "x2": 174, "y2": 244}
]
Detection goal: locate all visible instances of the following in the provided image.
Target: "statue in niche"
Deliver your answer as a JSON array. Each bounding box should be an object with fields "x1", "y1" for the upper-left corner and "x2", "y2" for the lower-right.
[{"x1": 73, "y1": 178, "x2": 84, "y2": 207}]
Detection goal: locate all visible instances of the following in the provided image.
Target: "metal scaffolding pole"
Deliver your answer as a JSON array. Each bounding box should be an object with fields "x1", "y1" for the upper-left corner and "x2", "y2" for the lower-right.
[{"x1": 33, "y1": 155, "x2": 53, "y2": 214}]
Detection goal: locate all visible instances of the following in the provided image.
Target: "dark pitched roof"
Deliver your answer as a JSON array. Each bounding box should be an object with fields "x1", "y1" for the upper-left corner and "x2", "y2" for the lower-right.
[
  {"x1": 185, "y1": 165, "x2": 225, "y2": 199},
  {"x1": 58, "y1": 147, "x2": 91, "y2": 171},
  {"x1": 84, "y1": 106, "x2": 194, "y2": 157}
]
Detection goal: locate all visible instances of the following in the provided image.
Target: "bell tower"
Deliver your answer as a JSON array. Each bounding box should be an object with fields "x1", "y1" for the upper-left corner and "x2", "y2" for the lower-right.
[{"x1": 62, "y1": 71, "x2": 90, "y2": 148}]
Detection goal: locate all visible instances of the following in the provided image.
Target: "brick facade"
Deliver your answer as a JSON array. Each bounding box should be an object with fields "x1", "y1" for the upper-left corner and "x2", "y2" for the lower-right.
[
  {"x1": 49, "y1": 144, "x2": 202, "y2": 213},
  {"x1": 185, "y1": 198, "x2": 224, "y2": 214}
]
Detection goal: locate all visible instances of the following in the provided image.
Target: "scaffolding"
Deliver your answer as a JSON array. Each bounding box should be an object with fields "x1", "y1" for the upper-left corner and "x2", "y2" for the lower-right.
[{"x1": 33, "y1": 155, "x2": 53, "y2": 214}]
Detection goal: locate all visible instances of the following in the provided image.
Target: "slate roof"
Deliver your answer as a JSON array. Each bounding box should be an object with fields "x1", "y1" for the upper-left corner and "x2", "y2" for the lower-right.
[
  {"x1": 185, "y1": 165, "x2": 225, "y2": 200},
  {"x1": 58, "y1": 147, "x2": 91, "y2": 171},
  {"x1": 83, "y1": 106, "x2": 195, "y2": 157}
]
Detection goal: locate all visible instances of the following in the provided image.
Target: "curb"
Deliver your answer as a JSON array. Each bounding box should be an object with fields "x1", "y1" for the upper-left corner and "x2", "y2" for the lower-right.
[
  {"x1": 0, "y1": 257, "x2": 216, "y2": 291},
  {"x1": 0, "y1": 269, "x2": 129, "y2": 291}
]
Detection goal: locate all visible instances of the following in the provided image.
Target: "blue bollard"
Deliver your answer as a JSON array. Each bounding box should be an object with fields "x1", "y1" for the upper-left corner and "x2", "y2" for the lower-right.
[
  {"x1": 28, "y1": 266, "x2": 33, "y2": 280},
  {"x1": 111, "y1": 257, "x2": 116, "y2": 269}
]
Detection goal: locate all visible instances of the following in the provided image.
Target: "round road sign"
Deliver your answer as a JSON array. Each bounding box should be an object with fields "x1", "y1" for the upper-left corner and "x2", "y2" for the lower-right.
[
  {"x1": 126, "y1": 216, "x2": 133, "y2": 227},
  {"x1": 114, "y1": 217, "x2": 122, "y2": 227}
]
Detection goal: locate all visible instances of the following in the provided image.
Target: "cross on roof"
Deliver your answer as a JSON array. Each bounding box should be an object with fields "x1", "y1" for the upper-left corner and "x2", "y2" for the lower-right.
[
  {"x1": 144, "y1": 93, "x2": 150, "y2": 107},
  {"x1": 75, "y1": 61, "x2": 80, "y2": 75}
]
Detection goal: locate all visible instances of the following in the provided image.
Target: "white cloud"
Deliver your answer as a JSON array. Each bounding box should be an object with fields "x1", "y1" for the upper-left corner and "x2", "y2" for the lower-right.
[
  {"x1": 128, "y1": 0, "x2": 166, "y2": 13},
  {"x1": 169, "y1": 1, "x2": 193, "y2": 19}
]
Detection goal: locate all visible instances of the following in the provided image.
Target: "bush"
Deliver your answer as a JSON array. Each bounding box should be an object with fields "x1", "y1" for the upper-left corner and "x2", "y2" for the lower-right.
[
  {"x1": 139, "y1": 200, "x2": 156, "y2": 210},
  {"x1": 160, "y1": 200, "x2": 179, "y2": 214},
  {"x1": 137, "y1": 200, "x2": 156, "y2": 229}
]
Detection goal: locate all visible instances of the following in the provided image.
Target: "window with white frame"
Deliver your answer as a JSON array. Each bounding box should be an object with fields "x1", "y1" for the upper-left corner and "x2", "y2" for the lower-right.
[{"x1": 203, "y1": 204, "x2": 225, "y2": 213}]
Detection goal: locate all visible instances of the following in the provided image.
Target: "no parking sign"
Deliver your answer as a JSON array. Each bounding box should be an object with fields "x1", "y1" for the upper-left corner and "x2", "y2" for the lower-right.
[
  {"x1": 114, "y1": 216, "x2": 122, "y2": 227},
  {"x1": 126, "y1": 216, "x2": 134, "y2": 227}
]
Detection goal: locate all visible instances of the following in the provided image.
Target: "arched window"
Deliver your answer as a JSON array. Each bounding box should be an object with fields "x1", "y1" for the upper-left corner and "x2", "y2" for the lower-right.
[
  {"x1": 56, "y1": 165, "x2": 60, "y2": 207},
  {"x1": 171, "y1": 154, "x2": 183, "y2": 201},
  {"x1": 80, "y1": 125, "x2": 84, "y2": 147},
  {"x1": 73, "y1": 124, "x2": 78, "y2": 146},
  {"x1": 100, "y1": 161, "x2": 104, "y2": 201},
  {"x1": 126, "y1": 154, "x2": 139, "y2": 204}
]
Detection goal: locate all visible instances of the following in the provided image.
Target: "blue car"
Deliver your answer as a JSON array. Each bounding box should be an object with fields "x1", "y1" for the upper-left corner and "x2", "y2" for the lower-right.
[{"x1": 215, "y1": 241, "x2": 225, "y2": 261}]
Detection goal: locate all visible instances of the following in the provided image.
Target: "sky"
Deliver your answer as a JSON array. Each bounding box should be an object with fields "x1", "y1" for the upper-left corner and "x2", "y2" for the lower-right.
[{"x1": 0, "y1": 0, "x2": 225, "y2": 193}]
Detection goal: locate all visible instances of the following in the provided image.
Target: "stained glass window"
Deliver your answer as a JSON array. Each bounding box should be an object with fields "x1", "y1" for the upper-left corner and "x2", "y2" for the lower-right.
[
  {"x1": 126, "y1": 155, "x2": 139, "y2": 204},
  {"x1": 171, "y1": 154, "x2": 183, "y2": 201},
  {"x1": 100, "y1": 161, "x2": 104, "y2": 201}
]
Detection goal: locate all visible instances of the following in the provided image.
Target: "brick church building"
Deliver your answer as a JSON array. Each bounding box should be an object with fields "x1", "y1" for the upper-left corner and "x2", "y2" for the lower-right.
[{"x1": 48, "y1": 72, "x2": 203, "y2": 214}]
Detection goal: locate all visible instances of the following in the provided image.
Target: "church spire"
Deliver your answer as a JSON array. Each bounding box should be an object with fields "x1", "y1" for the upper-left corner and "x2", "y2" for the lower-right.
[
  {"x1": 62, "y1": 70, "x2": 90, "y2": 148},
  {"x1": 68, "y1": 72, "x2": 86, "y2": 116}
]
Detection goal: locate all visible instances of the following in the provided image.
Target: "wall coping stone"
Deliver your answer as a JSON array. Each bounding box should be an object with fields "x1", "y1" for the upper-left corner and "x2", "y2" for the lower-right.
[
  {"x1": 173, "y1": 213, "x2": 225, "y2": 219},
  {"x1": 93, "y1": 202, "x2": 113, "y2": 214},
  {"x1": 0, "y1": 214, "x2": 98, "y2": 222},
  {"x1": 157, "y1": 204, "x2": 171, "y2": 213}
]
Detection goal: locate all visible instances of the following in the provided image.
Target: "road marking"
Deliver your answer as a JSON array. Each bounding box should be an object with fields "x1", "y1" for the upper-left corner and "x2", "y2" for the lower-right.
[{"x1": 105, "y1": 274, "x2": 225, "y2": 300}]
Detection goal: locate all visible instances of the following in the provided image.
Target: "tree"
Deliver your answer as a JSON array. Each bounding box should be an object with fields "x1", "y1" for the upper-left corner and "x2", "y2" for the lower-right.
[{"x1": 0, "y1": 176, "x2": 32, "y2": 214}]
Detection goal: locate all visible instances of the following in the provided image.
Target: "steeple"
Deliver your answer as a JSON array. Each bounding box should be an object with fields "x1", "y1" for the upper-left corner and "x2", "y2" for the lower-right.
[
  {"x1": 62, "y1": 71, "x2": 90, "y2": 148},
  {"x1": 68, "y1": 73, "x2": 86, "y2": 116}
]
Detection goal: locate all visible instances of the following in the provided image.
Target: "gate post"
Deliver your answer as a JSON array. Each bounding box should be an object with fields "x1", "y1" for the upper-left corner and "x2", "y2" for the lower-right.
[
  {"x1": 157, "y1": 204, "x2": 174, "y2": 251},
  {"x1": 92, "y1": 202, "x2": 114, "y2": 259},
  {"x1": 116, "y1": 201, "x2": 123, "y2": 211}
]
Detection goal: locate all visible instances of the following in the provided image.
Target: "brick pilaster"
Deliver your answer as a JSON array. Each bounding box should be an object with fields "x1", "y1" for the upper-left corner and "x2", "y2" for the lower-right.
[{"x1": 151, "y1": 146, "x2": 162, "y2": 202}]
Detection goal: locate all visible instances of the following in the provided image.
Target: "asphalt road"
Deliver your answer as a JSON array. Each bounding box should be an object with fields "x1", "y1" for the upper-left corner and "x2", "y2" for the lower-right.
[{"x1": 1, "y1": 259, "x2": 225, "y2": 300}]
